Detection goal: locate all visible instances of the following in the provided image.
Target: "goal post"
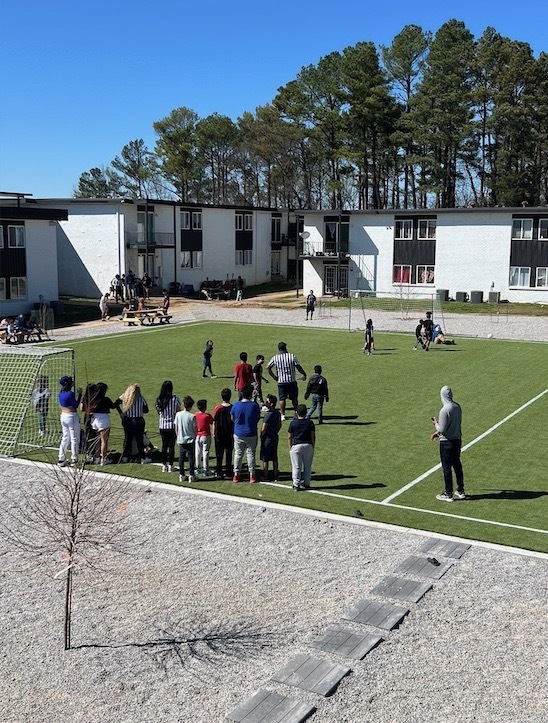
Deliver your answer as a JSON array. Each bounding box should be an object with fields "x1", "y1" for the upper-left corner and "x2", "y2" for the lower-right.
[
  {"x1": 0, "y1": 347, "x2": 74, "y2": 457},
  {"x1": 348, "y1": 288, "x2": 435, "y2": 332}
]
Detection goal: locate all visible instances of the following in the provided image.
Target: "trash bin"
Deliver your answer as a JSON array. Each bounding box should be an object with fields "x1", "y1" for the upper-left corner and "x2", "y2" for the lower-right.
[
  {"x1": 470, "y1": 291, "x2": 484, "y2": 304},
  {"x1": 455, "y1": 292, "x2": 467, "y2": 303},
  {"x1": 436, "y1": 289, "x2": 449, "y2": 302}
]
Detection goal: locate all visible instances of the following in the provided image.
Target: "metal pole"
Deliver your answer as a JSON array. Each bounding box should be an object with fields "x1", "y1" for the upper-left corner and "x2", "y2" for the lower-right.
[
  {"x1": 295, "y1": 212, "x2": 300, "y2": 298},
  {"x1": 337, "y1": 209, "x2": 341, "y2": 299}
]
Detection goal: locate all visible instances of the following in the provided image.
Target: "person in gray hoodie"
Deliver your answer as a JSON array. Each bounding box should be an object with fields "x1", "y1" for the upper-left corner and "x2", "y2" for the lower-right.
[{"x1": 431, "y1": 385, "x2": 466, "y2": 502}]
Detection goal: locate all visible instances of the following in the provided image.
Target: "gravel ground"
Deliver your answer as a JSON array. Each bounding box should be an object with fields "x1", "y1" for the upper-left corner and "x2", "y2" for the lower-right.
[{"x1": 1, "y1": 302, "x2": 547, "y2": 722}]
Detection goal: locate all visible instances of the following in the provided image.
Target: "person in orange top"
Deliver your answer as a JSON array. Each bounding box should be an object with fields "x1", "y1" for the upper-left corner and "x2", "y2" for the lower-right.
[
  {"x1": 233, "y1": 351, "x2": 253, "y2": 399},
  {"x1": 194, "y1": 399, "x2": 214, "y2": 476}
]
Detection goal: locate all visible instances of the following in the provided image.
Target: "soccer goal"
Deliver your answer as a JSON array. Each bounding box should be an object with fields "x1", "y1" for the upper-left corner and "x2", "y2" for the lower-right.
[
  {"x1": 0, "y1": 347, "x2": 74, "y2": 457},
  {"x1": 348, "y1": 288, "x2": 436, "y2": 331}
]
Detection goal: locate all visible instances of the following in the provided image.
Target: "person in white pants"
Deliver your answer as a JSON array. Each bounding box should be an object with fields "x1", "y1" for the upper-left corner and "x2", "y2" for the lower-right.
[{"x1": 58, "y1": 375, "x2": 82, "y2": 466}]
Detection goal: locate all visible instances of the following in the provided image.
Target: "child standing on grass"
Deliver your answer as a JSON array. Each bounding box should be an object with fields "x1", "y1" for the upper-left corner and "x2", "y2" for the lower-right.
[
  {"x1": 174, "y1": 395, "x2": 197, "y2": 483},
  {"x1": 260, "y1": 394, "x2": 282, "y2": 481},
  {"x1": 252, "y1": 354, "x2": 269, "y2": 407},
  {"x1": 234, "y1": 351, "x2": 254, "y2": 398},
  {"x1": 194, "y1": 399, "x2": 214, "y2": 476}
]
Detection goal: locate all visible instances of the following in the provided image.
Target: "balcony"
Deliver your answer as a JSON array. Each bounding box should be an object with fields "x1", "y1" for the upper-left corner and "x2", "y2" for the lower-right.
[
  {"x1": 125, "y1": 232, "x2": 175, "y2": 248},
  {"x1": 300, "y1": 239, "x2": 349, "y2": 258}
]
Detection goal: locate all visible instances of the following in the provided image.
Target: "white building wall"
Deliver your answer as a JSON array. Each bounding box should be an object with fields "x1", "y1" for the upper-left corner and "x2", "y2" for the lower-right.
[
  {"x1": 3, "y1": 220, "x2": 59, "y2": 316},
  {"x1": 436, "y1": 212, "x2": 510, "y2": 301},
  {"x1": 56, "y1": 203, "x2": 125, "y2": 298},
  {"x1": 356, "y1": 216, "x2": 394, "y2": 292}
]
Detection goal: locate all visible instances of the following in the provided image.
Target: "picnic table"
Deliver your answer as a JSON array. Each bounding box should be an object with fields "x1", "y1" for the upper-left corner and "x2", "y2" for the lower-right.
[{"x1": 119, "y1": 308, "x2": 173, "y2": 326}]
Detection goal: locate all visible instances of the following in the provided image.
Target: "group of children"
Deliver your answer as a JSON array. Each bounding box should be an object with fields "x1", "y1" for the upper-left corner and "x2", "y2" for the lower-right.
[{"x1": 414, "y1": 311, "x2": 455, "y2": 350}]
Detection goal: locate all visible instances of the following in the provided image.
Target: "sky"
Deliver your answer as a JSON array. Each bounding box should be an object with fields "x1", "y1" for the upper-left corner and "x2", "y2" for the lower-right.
[{"x1": 1, "y1": 0, "x2": 547, "y2": 198}]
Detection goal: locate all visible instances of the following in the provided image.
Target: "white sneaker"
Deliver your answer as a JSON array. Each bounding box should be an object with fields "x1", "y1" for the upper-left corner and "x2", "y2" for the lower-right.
[
  {"x1": 161, "y1": 464, "x2": 168, "y2": 472},
  {"x1": 179, "y1": 474, "x2": 185, "y2": 483},
  {"x1": 454, "y1": 491, "x2": 467, "y2": 500},
  {"x1": 281, "y1": 415, "x2": 286, "y2": 421},
  {"x1": 93, "y1": 457, "x2": 101, "y2": 465},
  {"x1": 261, "y1": 405, "x2": 269, "y2": 412},
  {"x1": 188, "y1": 475, "x2": 194, "y2": 483},
  {"x1": 141, "y1": 457, "x2": 152, "y2": 464},
  {"x1": 436, "y1": 493, "x2": 454, "y2": 502},
  {"x1": 167, "y1": 465, "x2": 173, "y2": 473},
  {"x1": 101, "y1": 458, "x2": 113, "y2": 466}
]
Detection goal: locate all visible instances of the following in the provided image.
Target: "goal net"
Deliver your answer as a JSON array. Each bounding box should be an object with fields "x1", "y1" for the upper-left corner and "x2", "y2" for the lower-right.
[
  {"x1": 0, "y1": 347, "x2": 74, "y2": 457},
  {"x1": 348, "y1": 288, "x2": 436, "y2": 331}
]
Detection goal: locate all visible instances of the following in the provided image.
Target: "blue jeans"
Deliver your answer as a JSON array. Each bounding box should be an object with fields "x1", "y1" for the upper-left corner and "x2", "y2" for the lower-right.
[
  {"x1": 440, "y1": 439, "x2": 464, "y2": 496},
  {"x1": 306, "y1": 394, "x2": 324, "y2": 422}
]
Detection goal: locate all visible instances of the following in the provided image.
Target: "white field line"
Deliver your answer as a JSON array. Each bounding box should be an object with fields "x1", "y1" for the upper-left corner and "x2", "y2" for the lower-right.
[
  {"x1": 260, "y1": 481, "x2": 548, "y2": 535},
  {"x1": 382, "y1": 387, "x2": 548, "y2": 504}
]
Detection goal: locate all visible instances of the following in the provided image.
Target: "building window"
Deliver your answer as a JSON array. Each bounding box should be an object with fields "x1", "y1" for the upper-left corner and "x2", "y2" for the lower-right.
[
  {"x1": 417, "y1": 265, "x2": 435, "y2": 284},
  {"x1": 235, "y1": 213, "x2": 243, "y2": 231},
  {"x1": 235, "y1": 250, "x2": 253, "y2": 266},
  {"x1": 10, "y1": 277, "x2": 27, "y2": 298},
  {"x1": 235, "y1": 249, "x2": 244, "y2": 265},
  {"x1": 418, "y1": 219, "x2": 436, "y2": 239},
  {"x1": 0, "y1": 225, "x2": 3, "y2": 248},
  {"x1": 0, "y1": 278, "x2": 5, "y2": 300},
  {"x1": 539, "y1": 220, "x2": 548, "y2": 239},
  {"x1": 512, "y1": 219, "x2": 533, "y2": 240},
  {"x1": 244, "y1": 249, "x2": 252, "y2": 265},
  {"x1": 271, "y1": 217, "x2": 281, "y2": 242},
  {"x1": 395, "y1": 220, "x2": 412, "y2": 240},
  {"x1": 536, "y1": 267, "x2": 548, "y2": 287},
  {"x1": 192, "y1": 212, "x2": 202, "y2": 230},
  {"x1": 8, "y1": 226, "x2": 25, "y2": 248},
  {"x1": 192, "y1": 251, "x2": 202, "y2": 268},
  {"x1": 509, "y1": 266, "x2": 530, "y2": 287},
  {"x1": 180, "y1": 251, "x2": 191, "y2": 268},
  {"x1": 181, "y1": 211, "x2": 190, "y2": 230},
  {"x1": 244, "y1": 213, "x2": 253, "y2": 231},
  {"x1": 393, "y1": 265, "x2": 412, "y2": 284}
]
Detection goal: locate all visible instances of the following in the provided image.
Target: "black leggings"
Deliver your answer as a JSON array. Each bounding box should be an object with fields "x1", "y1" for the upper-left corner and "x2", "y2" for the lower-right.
[{"x1": 159, "y1": 428, "x2": 176, "y2": 466}]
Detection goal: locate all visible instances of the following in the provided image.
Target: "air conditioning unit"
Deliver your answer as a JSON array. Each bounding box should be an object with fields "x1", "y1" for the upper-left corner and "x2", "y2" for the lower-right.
[{"x1": 488, "y1": 291, "x2": 500, "y2": 304}]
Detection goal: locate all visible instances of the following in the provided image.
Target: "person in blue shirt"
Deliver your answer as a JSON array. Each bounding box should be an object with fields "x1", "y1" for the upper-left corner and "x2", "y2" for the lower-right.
[
  {"x1": 58, "y1": 375, "x2": 82, "y2": 466},
  {"x1": 230, "y1": 384, "x2": 260, "y2": 484}
]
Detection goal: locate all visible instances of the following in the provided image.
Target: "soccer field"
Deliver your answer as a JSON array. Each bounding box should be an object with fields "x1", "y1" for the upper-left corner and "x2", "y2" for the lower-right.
[{"x1": 33, "y1": 321, "x2": 548, "y2": 553}]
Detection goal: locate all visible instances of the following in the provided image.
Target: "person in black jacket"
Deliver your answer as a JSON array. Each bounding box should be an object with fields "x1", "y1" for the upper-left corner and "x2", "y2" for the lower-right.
[{"x1": 304, "y1": 365, "x2": 329, "y2": 424}]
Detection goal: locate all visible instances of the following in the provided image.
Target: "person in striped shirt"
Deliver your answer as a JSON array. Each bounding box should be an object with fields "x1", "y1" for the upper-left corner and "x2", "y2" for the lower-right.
[
  {"x1": 155, "y1": 380, "x2": 181, "y2": 473},
  {"x1": 116, "y1": 384, "x2": 151, "y2": 464},
  {"x1": 267, "y1": 342, "x2": 307, "y2": 421}
]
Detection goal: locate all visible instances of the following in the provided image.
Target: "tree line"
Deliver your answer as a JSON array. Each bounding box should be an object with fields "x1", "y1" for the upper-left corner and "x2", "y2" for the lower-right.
[{"x1": 75, "y1": 20, "x2": 548, "y2": 210}]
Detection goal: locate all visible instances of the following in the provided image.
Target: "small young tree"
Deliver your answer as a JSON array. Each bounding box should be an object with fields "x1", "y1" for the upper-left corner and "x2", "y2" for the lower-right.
[{"x1": 0, "y1": 461, "x2": 145, "y2": 650}]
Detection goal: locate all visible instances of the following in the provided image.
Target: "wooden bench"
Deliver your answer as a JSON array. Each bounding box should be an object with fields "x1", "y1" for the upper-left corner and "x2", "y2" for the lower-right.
[{"x1": 119, "y1": 309, "x2": 172, "y2": 326}]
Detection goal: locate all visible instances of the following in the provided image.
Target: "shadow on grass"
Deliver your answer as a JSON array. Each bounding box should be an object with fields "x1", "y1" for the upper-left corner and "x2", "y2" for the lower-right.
[
  {"x1": 468, "y1": 489, "x2": 548, "y2": 501},
  {"x1": 316, "y1": 481, "x2": 386, "y2": 491}
]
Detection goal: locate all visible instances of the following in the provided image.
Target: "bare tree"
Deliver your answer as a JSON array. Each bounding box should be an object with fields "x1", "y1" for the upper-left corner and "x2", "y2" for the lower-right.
[{"x1": 0, "y1": 461, "x2": 146, "y2": 650}]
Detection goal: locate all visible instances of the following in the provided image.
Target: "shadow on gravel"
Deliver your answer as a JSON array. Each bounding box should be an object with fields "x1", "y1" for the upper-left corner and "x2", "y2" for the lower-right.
[
  {"x1": 467, "y1": 489, "x2": 548, "y2": 501},
  {"x1": 74, "y1": 619, "x2": 277, "y2": 675}
]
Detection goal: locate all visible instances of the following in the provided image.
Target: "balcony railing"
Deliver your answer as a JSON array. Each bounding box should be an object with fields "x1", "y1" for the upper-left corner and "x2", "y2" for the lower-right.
[
  {"x1": 125, "y1": 232, "x2": 175, "y2": 248},
  {"x1": 300, "y1": 239, "x2": 349, "y2": 257}
]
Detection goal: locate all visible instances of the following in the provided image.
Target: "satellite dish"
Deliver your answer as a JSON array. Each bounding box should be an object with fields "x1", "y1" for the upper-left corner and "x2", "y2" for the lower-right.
[{"x1": 299, "y1": 231, "x2": 310, "y2": 239}]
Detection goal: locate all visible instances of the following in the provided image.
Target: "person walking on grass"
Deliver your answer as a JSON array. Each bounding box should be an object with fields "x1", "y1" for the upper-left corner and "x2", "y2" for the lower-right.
[
  {"x1": 267, "y1": 341, "x2": 307, "y2": 421},
  {"x1": 431, "y1": 385, "x2": 466, "y2": 502},
  {"x1": 231, "y1": 384, "x2": 260, "y2": 484},
  {"x1": 260, "y1": 394, "x2": 282, "y2": 482},
  {"x1": 174, "y1": 395, "x2": 197, "y2": 483},
  {"x1": 363, "y1": 318, "x2": 374, "y2": 354},
  {"x1": 202, "y1": 339, "x2": 216, "y2": 378},
  {"x1": 288, "y1": 404, "x2": 315, "y2": 491},
  {"x1": 304, "y1": 365, "x2": 329, "y2": 424}
]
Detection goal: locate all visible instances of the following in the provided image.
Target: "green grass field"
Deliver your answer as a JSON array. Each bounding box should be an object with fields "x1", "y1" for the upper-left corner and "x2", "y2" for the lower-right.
[{"x1": 25, "y1": 321, "x2": 548, "y2": 553}]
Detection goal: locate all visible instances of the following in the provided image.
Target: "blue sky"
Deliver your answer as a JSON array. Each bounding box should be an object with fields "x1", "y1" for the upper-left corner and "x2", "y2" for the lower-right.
[{"x1": 1, "y1": 0, "x2": 546, "y2": 198}]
